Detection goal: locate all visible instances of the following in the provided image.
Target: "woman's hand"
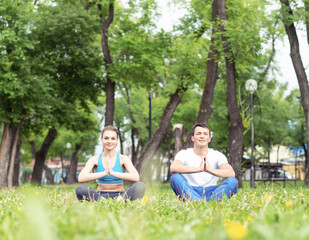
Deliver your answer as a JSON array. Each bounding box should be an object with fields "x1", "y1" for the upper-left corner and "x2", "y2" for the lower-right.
[
  {"x1": 78, "y1": 155, "x2": 108, "y2": 183},
  {"x1": 107, "y1": 155, "x2": 115, "y2": 175},
  {"x1": 101, "y1": 156, "x2": 110, "y2": 177}
]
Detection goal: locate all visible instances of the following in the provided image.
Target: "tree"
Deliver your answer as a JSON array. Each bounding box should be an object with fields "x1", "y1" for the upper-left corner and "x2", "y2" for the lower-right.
[
  {"x1": 182, "y1": 0, "x2": 220, "y2": 149},
  {"x1": 97, "y1": 1, "x2": 115, "y2": 126},
  {"x1": 0, "y1": 1, "x2": 49, "y2": 188},
  {"x1": 280, "y1": 0, "x2": 309, "y2": 184},
  {"x1": 19, "y1": 1, "x2": 101, "y2": 184},
  {"x1": 286, "y1": 89, "x2": 307, "y2": 164}
]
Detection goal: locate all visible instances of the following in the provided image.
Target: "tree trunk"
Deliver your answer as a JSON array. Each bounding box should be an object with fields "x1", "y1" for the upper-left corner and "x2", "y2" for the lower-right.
[
  {"x1": 13, "y1": 139, "x2": 21, "y2": 186},
  {"x1": 267, "y1": 138, "x2": 271, "y2": 180},
  {"x1": 13, "y1": 139, "x2": 23, "y2": 187},
  {"x1": 0, "y1": 123, "x2": 14, "y2": 188},
  {"x1": 173, "y1": 124, "x2": 185, "y2": 154},
  {"x1": 123, "y1": 83, "x2": 139, "y2": 164},
  {"x1": 117, "y1": 127, "x2": 124, "y2": 154},
  {"x1": 98, "y1": 3, "x2": 115, "y2": 126},
  {"x1": 166, "y1": 131, "x2": 172, "y2": 181},
  {"x1": 136, "y1": 86, "x2": 188, "y2": 174},
  {"x1": 280, "y1": 0, "x2": 309, "y2": 185},
  {"x1": 32, "y1": 128, "x2": 58, "y2": 184},
  {"x1": 217, "y1": 0, "x2": 244, "y2": 187},
  {"x1": 182, "y1": 0, "x2": 219, "y2": 149},
  {"x1": 67, "y1": 144, "x2": 82, "y2": 184},
  {"x1": 8, "y1": 119, "x2": 23, "y2": 189},
  {"x1": 43, "y1": 165, "x2": 54, "y2": 184}
]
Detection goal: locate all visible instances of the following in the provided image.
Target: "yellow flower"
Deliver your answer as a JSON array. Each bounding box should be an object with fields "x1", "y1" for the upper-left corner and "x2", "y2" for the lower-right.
[
  {"x1": 206, "y1": 220, "x2": 212, "y2": 225},
  {"x1": 300, "y1": 193, "x2": 305, "y2": 197},
  {"x1": 247, "y1": 216, "x2": 252, "y2": 222},
  {"x1": 264, "y1": 194, "x2": 271, "y2": 199},
  {"x1": 285, "y1": 201, "x2": 292, "y2": 207},
  {"x1": 250, "y1": 194, "x2": 255, "y2": 197},
  {"x1": 224, "y1": 219, "x2": 231, "y2": 224},
  {"x1": 35, "y1": 192, "x2": 39, "y2": 195},
  {"x1": 225, "y1": 222, "x2": 248, "y2": 240},
  {"x1": 220, "y1": 208, "x2": 226, "y2": 213},
  {"x1": 257, "y1": 204, "x2": 262, "y2": 208},
  {"x1": 141, "y1": 196, "x2": 148, "y2": 205},
  {"x1": 234, "y1": 212, "x2": 239, "y2": 216}
]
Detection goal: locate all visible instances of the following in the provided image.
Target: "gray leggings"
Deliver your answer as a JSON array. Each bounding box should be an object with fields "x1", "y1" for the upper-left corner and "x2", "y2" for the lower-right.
[{"x1": 75, "y1": 182, "x2": 146, "y2": 202}]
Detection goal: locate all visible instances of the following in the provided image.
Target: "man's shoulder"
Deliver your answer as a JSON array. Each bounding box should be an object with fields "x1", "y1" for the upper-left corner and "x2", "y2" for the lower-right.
[
  {"x1": 177, "y1": 148, "x2": 193, "y2": 155},
  {"x1": 209, "y1": 148, "x2": 226, "y2": 157},
  {"x1": 175, "y1": 148, "x2": 193, "y2": 160}
]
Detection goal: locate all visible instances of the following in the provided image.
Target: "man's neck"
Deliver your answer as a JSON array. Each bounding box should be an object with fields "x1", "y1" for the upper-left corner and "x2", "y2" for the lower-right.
[{"x1": 193, "y1": 146, "x2": 208, "y2": 157}]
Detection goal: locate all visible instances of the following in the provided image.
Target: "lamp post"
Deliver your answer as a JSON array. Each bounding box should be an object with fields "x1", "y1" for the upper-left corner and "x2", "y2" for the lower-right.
[
  {"x1": 245, "y1": 79, "x2": 258, "y2": 188},
  {"x1": 148, "y1": 91, "x2": 152, "y2": 140}
]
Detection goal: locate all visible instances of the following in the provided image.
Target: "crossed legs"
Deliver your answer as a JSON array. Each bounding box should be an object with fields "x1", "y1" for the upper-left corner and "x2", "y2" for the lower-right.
[
  {"x1": 76, "y1": 182, "x2": 146, "y2": 202},
  {"x1": 170, "y1": 173, "x2": 238, "y2": 201}
]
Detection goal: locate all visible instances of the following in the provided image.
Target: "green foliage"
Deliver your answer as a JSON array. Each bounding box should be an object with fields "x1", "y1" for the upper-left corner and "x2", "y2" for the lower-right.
[
  {"x1": 1, "y1": 183, "x2": 309, "y2": 239},
  {"x1": 285, "y1": 89, "x2": 306, "y2": 151},
  {"x1": 0, "y1": 1, "x2": 50, "y2": 123},
  {"x1": 31, "y1": 2, "x2": 102, "y2": 105}
]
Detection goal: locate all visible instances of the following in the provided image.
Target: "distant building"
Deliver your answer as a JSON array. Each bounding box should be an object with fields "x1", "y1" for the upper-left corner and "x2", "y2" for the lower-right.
[
  {"x1": 243, "y1": 145, "x2": 306, "y2": 180},
  {"x1": 27, "y1": 159, "x2": 86, "y2": 184}
]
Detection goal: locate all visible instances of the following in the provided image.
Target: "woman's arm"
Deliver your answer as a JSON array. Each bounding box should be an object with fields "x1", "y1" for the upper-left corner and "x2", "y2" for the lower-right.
[
  {"x1": 109, "y1": 155, "x2": 140, "y2": 182},
  {"x1": 78, "y1": 156, "x2": 108, "y2": 183}
]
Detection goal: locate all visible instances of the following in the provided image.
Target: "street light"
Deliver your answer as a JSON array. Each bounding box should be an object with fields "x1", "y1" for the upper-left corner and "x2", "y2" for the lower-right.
[
  {"x1": 245, "y1": 79, "x2": 258, "y2": 188},
  {"x1": 148, "y1": 91, "x2": 152, "y2": 140}
]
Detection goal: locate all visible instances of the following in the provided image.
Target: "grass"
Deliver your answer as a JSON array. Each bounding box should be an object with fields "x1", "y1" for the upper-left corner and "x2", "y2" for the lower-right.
[{"x1": 0, "y1": 181, "x2": 309, "y2": 240}]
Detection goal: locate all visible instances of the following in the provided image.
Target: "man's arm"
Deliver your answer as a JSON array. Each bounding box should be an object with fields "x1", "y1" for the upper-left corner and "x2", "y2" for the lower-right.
[
  {"x1": 170, "y1": 160, "x2": 204, "y2": 174},
  {"x1": 205, "y1": 162, "x2": 235, "y2": 178}
]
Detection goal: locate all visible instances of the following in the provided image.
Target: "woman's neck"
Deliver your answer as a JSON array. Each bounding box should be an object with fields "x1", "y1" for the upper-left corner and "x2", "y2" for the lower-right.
[{"x1": 102, "y1": 149, "x2": 117, "y2": 158}]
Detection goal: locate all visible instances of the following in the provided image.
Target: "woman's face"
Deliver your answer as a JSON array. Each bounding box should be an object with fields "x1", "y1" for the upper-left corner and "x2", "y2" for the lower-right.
[{"x1": 101, "y1": 130, "x2": 118, "y2": 151}]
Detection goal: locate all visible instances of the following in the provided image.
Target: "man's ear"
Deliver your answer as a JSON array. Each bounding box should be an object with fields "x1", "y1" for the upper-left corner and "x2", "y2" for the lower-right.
[{"x1": 191, "y1": 135, "x2": 194, "y2": 142}]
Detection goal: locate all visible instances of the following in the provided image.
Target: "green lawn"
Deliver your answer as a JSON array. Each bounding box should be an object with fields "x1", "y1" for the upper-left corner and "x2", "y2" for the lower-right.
[{"x1": 0, "y1": 181, "x2": 309, "y2": 240}]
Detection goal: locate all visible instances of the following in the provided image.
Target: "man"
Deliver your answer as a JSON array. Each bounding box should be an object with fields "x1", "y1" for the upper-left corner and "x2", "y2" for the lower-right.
[{"x1": 170, "y1": 123, "x2": 238, "y2": 201}]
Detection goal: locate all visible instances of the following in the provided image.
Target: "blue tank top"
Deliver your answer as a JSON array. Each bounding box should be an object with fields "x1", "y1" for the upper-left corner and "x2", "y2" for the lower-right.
[{"x1": 96, "y1": 153, "x2": 125, "y2": 184}]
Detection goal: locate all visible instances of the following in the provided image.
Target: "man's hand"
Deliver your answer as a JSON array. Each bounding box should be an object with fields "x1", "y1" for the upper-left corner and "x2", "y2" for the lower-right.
[
  {"x1": 203, "y1": 152, "x2": 207, "y2": 172},
  {"x1": 200, "y1": 152, "x2": 209, "y2": 172},
  {"x1": 199, "y1": 152, "x2": 207, "y2": 172}
]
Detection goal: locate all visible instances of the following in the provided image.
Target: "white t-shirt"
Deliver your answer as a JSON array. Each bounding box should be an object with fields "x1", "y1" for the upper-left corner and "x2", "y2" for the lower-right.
[{"x1": 174, "y1": 148, "x2": 228, "y2": 187}]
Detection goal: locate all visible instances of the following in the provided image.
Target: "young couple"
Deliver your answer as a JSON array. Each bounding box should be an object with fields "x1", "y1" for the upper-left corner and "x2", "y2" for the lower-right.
[{"x1": 76, "y1": 124, "x2": 238, "y2": 202}]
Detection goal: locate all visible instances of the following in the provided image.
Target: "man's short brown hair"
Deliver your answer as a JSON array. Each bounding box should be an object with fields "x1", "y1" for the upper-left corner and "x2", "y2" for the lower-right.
[{"x1": 191, "y1": 123, "x2": 211, "y2": 136}]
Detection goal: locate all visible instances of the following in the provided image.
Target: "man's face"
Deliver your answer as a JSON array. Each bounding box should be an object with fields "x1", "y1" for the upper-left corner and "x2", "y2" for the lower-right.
[{"x1": 191, "y1": 126, "x2": 211, "y2": 147}]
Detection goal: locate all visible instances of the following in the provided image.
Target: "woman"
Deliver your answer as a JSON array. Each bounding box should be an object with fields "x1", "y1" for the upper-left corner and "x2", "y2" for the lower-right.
[{"x1": 76, "y1": 125, "x2": 145, "y2": 202}]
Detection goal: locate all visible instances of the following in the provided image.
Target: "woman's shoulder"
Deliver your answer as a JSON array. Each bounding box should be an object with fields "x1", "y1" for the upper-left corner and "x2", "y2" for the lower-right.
[
  {"x1": 88, "y1": 154, "x2": 101, "y2": 165},
  {"x1": 119, "y1": 153, "x2": 131, "y2": 162}
]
